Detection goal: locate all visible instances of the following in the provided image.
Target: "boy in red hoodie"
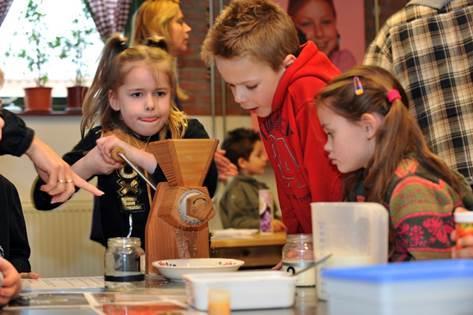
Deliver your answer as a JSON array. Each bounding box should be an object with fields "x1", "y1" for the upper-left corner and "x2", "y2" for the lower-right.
[{"x1": 201, "y1": 0, "x2": 342, "y2": 233}]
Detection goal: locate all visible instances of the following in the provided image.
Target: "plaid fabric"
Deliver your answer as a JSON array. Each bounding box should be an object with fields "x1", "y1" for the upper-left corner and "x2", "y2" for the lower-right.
[
  {"x1": 0, "y1": 0, "x2": 13, "y2": 26},
  {"x1": 86, "y1": 0, "x2": 132, "y2": 41},
  {"x1": 364, "y1": 0, "x2": 473, "y2": 185}
]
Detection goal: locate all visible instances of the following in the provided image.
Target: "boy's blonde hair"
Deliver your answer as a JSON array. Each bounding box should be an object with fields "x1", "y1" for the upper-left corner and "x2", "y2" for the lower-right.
[
  {"x1": 201, "y1": 0, "x2": 299, "y2": 71},
  {"x1": 0, "y1": 68, "x2": 4, "y2": 88},
  {"x1": 81, "y1": 33, "x2": 187, "y2": 139},
  {"x1": 132, "y1": 0, "x2": 188, "y2": 101}
]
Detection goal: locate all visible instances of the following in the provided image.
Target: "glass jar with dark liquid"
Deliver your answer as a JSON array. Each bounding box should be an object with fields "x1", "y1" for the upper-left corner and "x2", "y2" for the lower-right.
[{"x1": 104, "y1": 237, "x2": 145, "y2": 289}]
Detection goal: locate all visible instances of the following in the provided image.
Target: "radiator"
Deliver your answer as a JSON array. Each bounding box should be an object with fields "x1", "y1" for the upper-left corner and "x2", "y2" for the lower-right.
[{"x1": 23, "y1": 200, "x2": 104, "y2": 277}]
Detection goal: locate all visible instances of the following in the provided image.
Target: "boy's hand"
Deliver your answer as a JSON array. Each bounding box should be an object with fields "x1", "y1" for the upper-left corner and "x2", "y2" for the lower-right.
[
  {"x1": 214, "y1": 149, "x2": 238, "y2": 182},
  {"x1": 451, "y1": 207, "x2": 473, "y2": 259},
  {"x1": 272, "y1": 219, "x2": 287, "y2": 232},
  {"x1": 0, "y1": 258, "x2": 21, "y2": 305}
]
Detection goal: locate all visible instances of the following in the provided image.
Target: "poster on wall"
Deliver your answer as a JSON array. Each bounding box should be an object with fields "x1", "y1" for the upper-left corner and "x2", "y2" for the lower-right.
[{"x1": 278, "y1": 0, "x2": 365, "y2": 72}]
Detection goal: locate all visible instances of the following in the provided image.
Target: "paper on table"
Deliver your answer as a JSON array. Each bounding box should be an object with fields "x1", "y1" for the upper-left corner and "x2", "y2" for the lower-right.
[{"x1": 22, "y1": 276, "x2": 104, "y2": 292}]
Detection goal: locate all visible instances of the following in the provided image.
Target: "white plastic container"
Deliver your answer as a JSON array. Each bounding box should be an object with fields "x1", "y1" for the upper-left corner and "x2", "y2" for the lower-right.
[
  {"x1": 311, "y1": 202, "x2": 388, "y2": 300},
  {"x1": 323, "y1": 259, "x2": 473, "y2": 315},
  {"x1": 183, "y1": 271, "x2": 296, "y2": 311}
]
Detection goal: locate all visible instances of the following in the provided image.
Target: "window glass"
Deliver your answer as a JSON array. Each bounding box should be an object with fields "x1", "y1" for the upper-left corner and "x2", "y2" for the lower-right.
[{"x1": 0, "y1": 0, "x2": 103, "y2": 98}]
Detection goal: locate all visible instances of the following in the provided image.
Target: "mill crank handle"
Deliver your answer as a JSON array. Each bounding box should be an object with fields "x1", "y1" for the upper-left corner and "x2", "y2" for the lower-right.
[{"x1": 111, "y1": 147, "x2": 157, "y2": 191}]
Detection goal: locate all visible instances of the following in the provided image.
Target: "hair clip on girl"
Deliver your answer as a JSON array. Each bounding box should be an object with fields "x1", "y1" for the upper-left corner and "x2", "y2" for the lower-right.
[{"x1": 353, "y1": 76, "x2": 364, "y2": 96}]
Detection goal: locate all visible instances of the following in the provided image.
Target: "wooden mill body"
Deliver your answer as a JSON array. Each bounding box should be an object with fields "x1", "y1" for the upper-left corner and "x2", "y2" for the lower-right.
[{"x1": 145, "y1": 139, "x2": 218, "y2": 273}]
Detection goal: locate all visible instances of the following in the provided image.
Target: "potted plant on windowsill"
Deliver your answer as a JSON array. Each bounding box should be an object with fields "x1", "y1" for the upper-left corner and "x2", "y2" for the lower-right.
[
  {"x1": 58, "y1": 4, "x2": 95, "y2": 113},
  {"x1": 15, "y1": 0, "x2": 60, "y2": 112}
]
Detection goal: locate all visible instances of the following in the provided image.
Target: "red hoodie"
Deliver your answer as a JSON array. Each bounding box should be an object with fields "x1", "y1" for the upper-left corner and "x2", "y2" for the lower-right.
[{"x1": 258, "y1": 41, "x2": 342, "y2": 233}]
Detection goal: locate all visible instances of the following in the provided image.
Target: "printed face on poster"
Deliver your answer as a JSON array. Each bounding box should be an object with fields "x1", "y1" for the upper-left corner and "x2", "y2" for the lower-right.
[{"x1": 277, "y1": 0, "x2": 365, "y2": 72}]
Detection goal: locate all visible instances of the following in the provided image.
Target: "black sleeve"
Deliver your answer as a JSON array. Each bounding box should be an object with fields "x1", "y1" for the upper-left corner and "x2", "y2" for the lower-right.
[
  {"x1": 151, "y1": 119, "x2": 219, "y2": 196},
  {"x1": 0, "y1": 109, "x2": 34, "y2": 157},
  {"x1": 0, "y1": 175, "x2": 31, "y2": 272},
  {"x1": 32, "y1": 127, "x2": 102, "y2": 210}
]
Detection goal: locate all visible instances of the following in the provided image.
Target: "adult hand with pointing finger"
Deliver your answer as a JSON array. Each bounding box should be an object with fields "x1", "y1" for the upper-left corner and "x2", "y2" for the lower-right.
[{"x1": 27, "y1": 136, "x2": 104, "y2": 203}]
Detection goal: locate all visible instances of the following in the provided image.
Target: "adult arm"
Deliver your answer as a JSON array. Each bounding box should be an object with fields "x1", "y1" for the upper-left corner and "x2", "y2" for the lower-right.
[
  {"x1": 0, "y1": 109, "x2": 34, "y2": 156},
  {"x1": 32, "y1": 127, "x2": 102, "y2": 210},
  {"x1": 0, "y1": 109, "x2": 102, "y2": 201}
]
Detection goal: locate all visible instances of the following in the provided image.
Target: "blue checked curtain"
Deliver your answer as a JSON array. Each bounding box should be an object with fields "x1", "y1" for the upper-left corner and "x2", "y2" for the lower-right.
[
  {"x1": 85, "y1": 0, "x2": 132, "y2": 41},
  {"x1": 0, "y1": 0, "x2": 14, "y2": 26}
]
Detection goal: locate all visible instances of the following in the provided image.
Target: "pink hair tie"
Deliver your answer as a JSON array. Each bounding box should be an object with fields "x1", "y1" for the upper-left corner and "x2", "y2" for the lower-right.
[{"x1": 386, "y1": 89, "x2": 401, "y2": 103}]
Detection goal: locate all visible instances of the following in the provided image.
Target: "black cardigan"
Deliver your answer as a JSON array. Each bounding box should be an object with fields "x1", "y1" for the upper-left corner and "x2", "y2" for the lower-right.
[
  {"x1": 32, "y1": 118, "x2": 218, "y2": 249},
  {"x1": 0, "y1": 109, "x2": 33, "y2": 272}
]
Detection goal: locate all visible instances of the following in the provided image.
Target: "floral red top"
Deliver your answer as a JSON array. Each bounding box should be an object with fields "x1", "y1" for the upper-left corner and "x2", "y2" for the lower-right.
[{"x1": 351, "y1": 159, "x2": 462, "y2": 262}]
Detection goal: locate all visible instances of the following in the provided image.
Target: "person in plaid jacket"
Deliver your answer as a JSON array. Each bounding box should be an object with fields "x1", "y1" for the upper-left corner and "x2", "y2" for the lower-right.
[
  {"x1": 364, "y1": 0, "x2": 473, "y2": 258},
  {"x1": 364, "y1": 0, "x2": 473, "y2": 187}
]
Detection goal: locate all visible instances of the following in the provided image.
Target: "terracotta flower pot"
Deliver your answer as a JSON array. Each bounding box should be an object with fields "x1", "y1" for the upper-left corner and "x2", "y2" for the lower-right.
[
  {"x1": 24, "y1": 87, "x2": 52, "y2": 112},
  {"x1": 66, "y1": 86, "x2": 88, "y2": 113}
]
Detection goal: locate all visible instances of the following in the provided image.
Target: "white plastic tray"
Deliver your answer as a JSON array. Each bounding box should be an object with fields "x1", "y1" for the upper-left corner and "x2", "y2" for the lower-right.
[{"x1": 183, "y1": 270, "x2": 296, "y2": 311}]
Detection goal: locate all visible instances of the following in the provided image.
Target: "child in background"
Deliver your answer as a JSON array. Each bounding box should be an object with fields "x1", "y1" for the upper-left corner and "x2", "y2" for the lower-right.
[
  {"x1": 288, "y1": 0, "x2": 356, "y2": 72},
  {"x1": 219, "y1": 128, "x2": 285, "y2": 232},
  {"x1": 32, "y1": 34, "x2": 217, "y2": 249},
  {"x1": 316, "y1": 65, "x2": 471, "y2": 261},
  {"x1": 201, "y1": 0, "x2": 342, "y2": 234}
]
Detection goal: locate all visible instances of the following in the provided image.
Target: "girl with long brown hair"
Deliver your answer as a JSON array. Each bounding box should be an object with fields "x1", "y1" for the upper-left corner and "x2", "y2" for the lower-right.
[
  {"x1": 316, "y1": 65, "x2": 471, "y2": 261},
  {"x1": 32, "y1": 34, "x2": 217, "y2": 249}
]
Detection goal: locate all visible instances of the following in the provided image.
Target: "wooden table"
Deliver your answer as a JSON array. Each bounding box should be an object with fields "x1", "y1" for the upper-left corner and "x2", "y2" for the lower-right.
[
  {"x1": 1, "y1": 275, "x2": 326, "y2": 315},
  {"x1": 210, "y1": 232, "x2": 287, "y2": 268}
]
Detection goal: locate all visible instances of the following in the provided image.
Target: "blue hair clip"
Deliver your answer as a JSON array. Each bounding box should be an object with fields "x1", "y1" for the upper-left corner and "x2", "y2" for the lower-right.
[{"x1": 353, "y1": 76, "x2": 364, "y2": 96}]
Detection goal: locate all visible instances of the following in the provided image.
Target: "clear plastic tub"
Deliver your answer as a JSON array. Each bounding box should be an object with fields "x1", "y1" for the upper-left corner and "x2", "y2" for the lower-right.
[
  {"x1": 311, "y1": 202, "x2": 389, "y2": 299},
  {"x1": 323, "y1": 259, "x2": 473, "y2": 315},
  {"x1": 183, "y1": 271, "x2": 296, "y2": 311}
]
